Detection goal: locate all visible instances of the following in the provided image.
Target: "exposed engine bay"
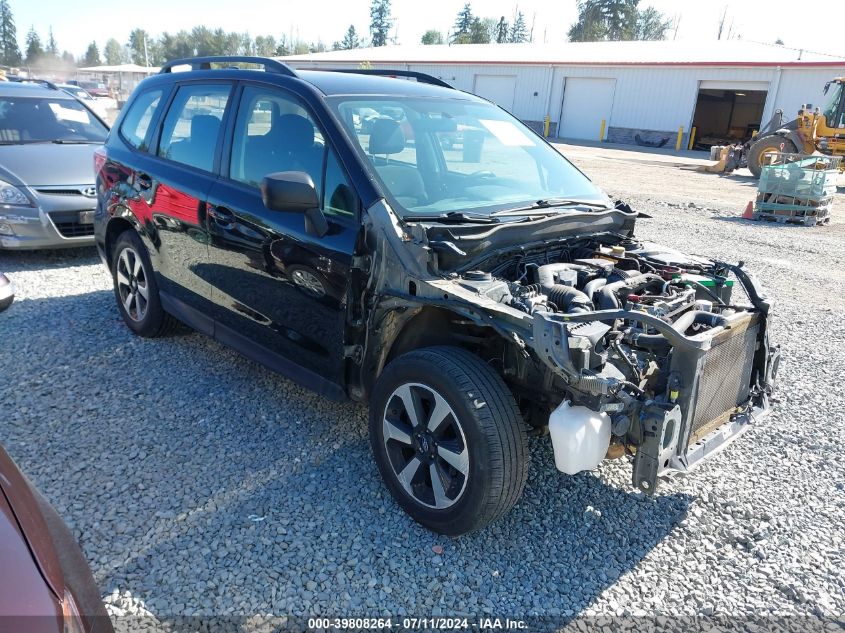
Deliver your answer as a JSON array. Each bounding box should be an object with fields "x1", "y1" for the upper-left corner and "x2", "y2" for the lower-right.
[
  {"x1": 360, "y1": 202, "x2": 780, "y2": 495},
  {"x1": 447, "y1": 234, "x2": 779, "y2": 492}
]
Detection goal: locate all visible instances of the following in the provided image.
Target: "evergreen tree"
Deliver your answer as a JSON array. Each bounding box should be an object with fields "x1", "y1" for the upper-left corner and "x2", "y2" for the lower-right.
[
  {"x1": 421, "y1": 29, "x2": 444, "y2": 45},
  {"x1": 104, "y1": 38, "x2": 125, "y2": 65},
  {"x1": 340, "y1": 25, "x2": 359, "y2": 50},
  {"x1": 568, "y1": 0, "x2": 670, "y2": 42},
  {"x1": 469, "y1": 17, "x2": 493, "y2": 43},
  {"x1": 508, "y1": 11, "x2": 528, "y2": 43},
  {"x1": 128, "y1": 28, "x2": 151, "y2": 65},
  {"x1": 495, "y1": 17, "x2": 509, "y2": 43},
  {"x1": 254, "y1": 35, "x2": 278, "y2": 56},
  {"x1": 0, "y1": 0, "x2": 21, "y2": 66},
  {"x1": 452, "y1": 3, "x2": 473, "y2": 44},
  {"x1": 82, "y1": 41, "x2": 100, "y2": 67},
  {"x1": 25, "y1": 27, "x2": 43, "y2": 63},
  {"x1": 369, "y1": 0, "x2": 392, "y2": 47},
  {"x1": 61, "y1": 50, "x2": 74, "y2": 65},
  {"x1": 46, "y1": 27, "x2": 58, "y2": 58}
]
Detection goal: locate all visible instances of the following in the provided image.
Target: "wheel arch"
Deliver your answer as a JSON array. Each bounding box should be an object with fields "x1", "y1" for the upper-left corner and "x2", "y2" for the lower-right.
[{"x1": 103, "y1": 216, "x2": 138, "y2": 268}]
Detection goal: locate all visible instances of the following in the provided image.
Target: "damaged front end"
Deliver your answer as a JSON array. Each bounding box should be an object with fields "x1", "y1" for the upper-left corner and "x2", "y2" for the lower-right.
[{"x1": 357, "y1": 199, "x2": 780, "y2": 495}]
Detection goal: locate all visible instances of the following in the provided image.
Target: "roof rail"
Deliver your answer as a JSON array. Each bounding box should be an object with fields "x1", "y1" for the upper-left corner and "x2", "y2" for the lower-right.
[
  {"x1": 159, "y1": 56, "x2": 298, "y2": 77},
  {"x1": 318, "y1": 68, "x2": 453, "y2": 89},
  {"x1": 16, "y1": 78, "x2": 59, "y2": 90}
]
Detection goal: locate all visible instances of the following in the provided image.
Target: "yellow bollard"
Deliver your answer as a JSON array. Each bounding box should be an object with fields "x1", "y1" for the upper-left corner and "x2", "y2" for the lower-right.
[
  {"x1": 599, "y1": 118, "x2": 606, "y2": 142},
  {"x1": 687, "y1": 126, "x2": 697, "y2": 150},
  {"x1": 543, "y1": 115, "x2": 550, "y2": 138},
  {"x1": 675, "y1": 126, "x2": 684, "y2": 151}
]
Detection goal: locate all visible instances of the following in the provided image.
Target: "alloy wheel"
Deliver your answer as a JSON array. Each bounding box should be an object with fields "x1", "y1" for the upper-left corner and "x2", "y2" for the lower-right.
[
  {"x1": 115, "y1": 247, "x2": 149, "y2": 322},
  {"x1": 382, "y1": 382, "x2": 469, "y2": 509}
]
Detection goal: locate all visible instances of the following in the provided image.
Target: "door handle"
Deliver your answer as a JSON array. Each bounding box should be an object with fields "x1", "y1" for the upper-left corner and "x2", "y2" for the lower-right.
[
  {"x1": 136, "y1": 172, "x2": 152, "y2": 190},
  {"x1": 208, "y1": 205, "x2": 235, "y2": 227}
]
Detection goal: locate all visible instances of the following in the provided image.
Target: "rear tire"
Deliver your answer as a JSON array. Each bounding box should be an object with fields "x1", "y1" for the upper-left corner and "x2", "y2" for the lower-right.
[
  {"x1": 748, "y1": 135, "x2": 798, "y2": 178},
  {"x1": 369, "y1": 346, "x2": 529, "y2": 535},
  {"x1": 111, "y1": 230, "x2": 180, "y2": 337}
]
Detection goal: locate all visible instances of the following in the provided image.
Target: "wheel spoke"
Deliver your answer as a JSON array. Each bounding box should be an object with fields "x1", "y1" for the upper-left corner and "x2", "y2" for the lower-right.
[
  {"x1": 123, "y1": 291, "x2": 135, "y2": 314},
  {"x1": 438, "y1": 442, "x2": 469, "y2": 475},
  {"x1": 383, "y1": 416, "x2": 413, "y2": 445},
  {"x1": 136, "y1": 281, "x2": 149, "y2": 300},
  {"x1": 132, "y1": 252, "x2": 142, "y2": 276},
  {"x1": 396, "y1": 457, "x2": 422, "y2": 492},
  {"x1": 116, "y1": 270, "x2": 130, "y2": 288},
  {"x1": 119, "y1": 251, "x2": 131, "y2": 276},
  {"x1": 430, "y1": 463, "x2": 449, "y2": 509},
  {"x1": 396, "y1": 384, "x2": 423, "y2": 428},
  {"x1": 427, "y1": 391, "x2": 452, "y2": 434}
]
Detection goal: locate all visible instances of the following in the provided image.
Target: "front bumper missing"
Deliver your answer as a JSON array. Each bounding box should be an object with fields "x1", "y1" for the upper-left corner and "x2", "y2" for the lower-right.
[{"x1": 631, "y1": 398, "x2": 771, "y2": 494}]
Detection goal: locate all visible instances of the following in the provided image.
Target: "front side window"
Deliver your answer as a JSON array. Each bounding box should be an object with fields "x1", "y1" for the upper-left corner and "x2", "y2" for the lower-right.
[
  {"x1": 119, "y1": 89, "x2": 163, "y2": 151},
  {"x1": 0, "y1": 96, "x2": 108, "y2": 144},
  {"x1": 333, "y1": 97, "x2": 607, "y2": 217},
  {"x1": 158, "y1": 84, "x2": 230, "y2": 172},
  {"x1": 229, "y1": 86, "x2": 325, "y2": 195}
]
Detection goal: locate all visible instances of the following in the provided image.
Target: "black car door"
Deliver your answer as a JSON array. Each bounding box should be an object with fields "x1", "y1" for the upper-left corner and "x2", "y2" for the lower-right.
[
  {"x1": 202, "y1": 83, "x2": 360, "y2": 395},
  {"x1": 144, "y1": 82, "x2": 233, "y2": 315}
]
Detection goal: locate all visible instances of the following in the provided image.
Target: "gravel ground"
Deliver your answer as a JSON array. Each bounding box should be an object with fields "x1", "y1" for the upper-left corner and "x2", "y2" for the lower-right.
[{"x1": 1, "y1": 143, "x2": 844, "y2": 630}]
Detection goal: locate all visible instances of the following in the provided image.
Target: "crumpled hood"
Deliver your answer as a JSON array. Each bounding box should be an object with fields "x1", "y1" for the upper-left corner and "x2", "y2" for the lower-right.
[{"x1": 0, "y1": 143, "x2": 100, "y2": 187}]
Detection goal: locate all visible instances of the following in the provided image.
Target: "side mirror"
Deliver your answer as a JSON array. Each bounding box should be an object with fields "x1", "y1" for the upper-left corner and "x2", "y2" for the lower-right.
[{"x1": 260, "y1": 171, "x2": 328, "y2": 237}]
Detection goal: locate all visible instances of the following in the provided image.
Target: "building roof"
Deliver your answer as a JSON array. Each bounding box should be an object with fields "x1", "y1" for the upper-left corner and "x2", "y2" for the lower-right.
[
  {"x1": 78, "y1": 64, "x2": 160, "y2": 73},
  {"x1": 280, "y1": 40, "x2": 845, "y2": 68}
]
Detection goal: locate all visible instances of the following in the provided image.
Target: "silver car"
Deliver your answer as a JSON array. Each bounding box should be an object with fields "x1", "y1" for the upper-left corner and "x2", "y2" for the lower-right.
[{"x1": 0, "y1": 81, "x2": 109, "y2": 249}]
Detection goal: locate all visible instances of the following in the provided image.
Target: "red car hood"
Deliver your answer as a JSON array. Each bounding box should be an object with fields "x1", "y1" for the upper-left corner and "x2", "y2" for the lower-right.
[{"x1": 0, "y1": 487, "x2": 63, "y2": 629}]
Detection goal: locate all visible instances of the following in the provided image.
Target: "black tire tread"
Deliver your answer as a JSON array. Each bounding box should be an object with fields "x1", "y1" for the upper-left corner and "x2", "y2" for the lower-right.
[
  {"x1": 377, "y1": 345, "x2": 528, "y2": 533},
  {"x1": 113, "y1": 230, "x2": 181, "y2": 338}
]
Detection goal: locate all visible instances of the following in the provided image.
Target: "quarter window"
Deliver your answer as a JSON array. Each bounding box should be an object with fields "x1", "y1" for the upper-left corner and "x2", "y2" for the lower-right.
[
  {"x1": 119, "y1": 89, "x2": 162, "y2": 151},
  {"x1": 158, "y1": 84, "x2": 230, "y2": 172}
]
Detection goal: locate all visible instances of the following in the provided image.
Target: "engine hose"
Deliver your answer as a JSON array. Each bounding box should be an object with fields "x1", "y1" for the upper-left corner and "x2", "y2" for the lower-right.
[
  {"x1": 582, "y1": 277, "x2": 607, "y2": 301},
  {"x1": 628, "y1": 310, "x2": 731, "y2": 352},
  {"x1": 546, "y1": 284, "x2": 592, "y2": 313},
  {"x1": 597, "y1": 273, "x2": 665, "y2": 310},
  {"x1": 534, "y1": 263, "x2": 593, "y2": 312}
]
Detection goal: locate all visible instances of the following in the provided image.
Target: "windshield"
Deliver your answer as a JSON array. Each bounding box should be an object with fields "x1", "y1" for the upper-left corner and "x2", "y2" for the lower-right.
[
  {"x1": 63, "y1": 87, "x2": 93, "y2": 101},
  {"x1": 333, "y1": 96, "x2": 608, "y2": 217},
  {"x1": 0, "y1": 96, "x2": 108, "y2": 143},
  {"x1": 823, "y1": 82, "x2": 843, "y2": 125}
]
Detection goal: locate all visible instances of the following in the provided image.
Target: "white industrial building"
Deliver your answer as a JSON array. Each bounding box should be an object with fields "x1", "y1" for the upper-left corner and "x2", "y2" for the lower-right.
[{"x1": 281, "y1": 40, "x2": 845, "y2": 149}]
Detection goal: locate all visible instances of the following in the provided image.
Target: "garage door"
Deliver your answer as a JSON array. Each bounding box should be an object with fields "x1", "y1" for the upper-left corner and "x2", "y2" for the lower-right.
[
  {"x1": 559, "y1": 77, "x2": 616, "y2": 140},
  {"x1": 473, "y1": 75, "x2": 516, "y2": 111}
]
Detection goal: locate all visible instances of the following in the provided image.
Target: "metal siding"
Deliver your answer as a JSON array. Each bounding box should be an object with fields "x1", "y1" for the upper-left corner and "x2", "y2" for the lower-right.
[
  {"x1": 769, "y1": 67, "x2": 845, "y2": 122},
  {"x1": 289, "y1": 59, "x2": 845, "y2": 138}
]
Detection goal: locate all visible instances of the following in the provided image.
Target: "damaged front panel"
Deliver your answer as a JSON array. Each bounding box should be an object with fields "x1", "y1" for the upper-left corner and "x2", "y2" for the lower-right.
[{"x1": 356, "y1": 198, "x2": 779, "y2": 495}]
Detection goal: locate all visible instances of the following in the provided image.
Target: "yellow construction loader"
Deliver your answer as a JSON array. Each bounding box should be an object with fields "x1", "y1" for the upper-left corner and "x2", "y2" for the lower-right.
[{"x1": 747, "y1": 77, "x2": 845, "y2": 177}]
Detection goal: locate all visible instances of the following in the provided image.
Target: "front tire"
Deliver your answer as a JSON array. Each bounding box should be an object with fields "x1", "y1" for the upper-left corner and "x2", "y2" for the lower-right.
[
  {"x1": 748, "y1": 135, "x2": 798, "y2": 177},
  {"x1": 111, "y1": 230, "x2": 179, "y2": 337},
  {"x1": 369, "y1": 346, "x2": 529, "y2": 535}
]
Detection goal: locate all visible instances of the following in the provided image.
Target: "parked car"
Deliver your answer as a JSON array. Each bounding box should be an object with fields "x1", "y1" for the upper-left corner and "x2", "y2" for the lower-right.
[
  {"x1": 95, "y1": 56, "x2": 779, "y2": 535},
  {"x1": 67, "y1": 80, "x2": 110, "y2": 99},
  {"x1": 0, "y1": 81, "x2": 108, "y2": 249},
  {"x1": 57, "y1": 83, "x2": 110, "y2": 122},
  {"x1": 0, "y1": 444, "x2": 112, "y2": 632}
]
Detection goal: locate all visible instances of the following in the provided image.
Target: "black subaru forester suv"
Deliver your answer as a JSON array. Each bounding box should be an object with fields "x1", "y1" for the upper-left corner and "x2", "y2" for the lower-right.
[{"x1": 95, "y1": 56, "x2": 779, "y2": 535}]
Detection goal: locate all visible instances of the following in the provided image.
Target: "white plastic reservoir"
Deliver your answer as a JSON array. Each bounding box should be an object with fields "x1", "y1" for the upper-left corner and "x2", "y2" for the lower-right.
[{"x1": 548, "y1": 401, "x2": 611, "y2": 475}]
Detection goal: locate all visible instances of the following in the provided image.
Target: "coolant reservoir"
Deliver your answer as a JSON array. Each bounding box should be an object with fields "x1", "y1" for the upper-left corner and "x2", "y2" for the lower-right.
[{"x1": 548, "y1": 401, "x2": 611, "y2": 475}]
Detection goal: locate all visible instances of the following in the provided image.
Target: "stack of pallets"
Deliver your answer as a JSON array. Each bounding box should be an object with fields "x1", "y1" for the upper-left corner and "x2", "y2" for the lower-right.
[{"x1": 754, "y1": 154, "x2": 840, "y2": 226}]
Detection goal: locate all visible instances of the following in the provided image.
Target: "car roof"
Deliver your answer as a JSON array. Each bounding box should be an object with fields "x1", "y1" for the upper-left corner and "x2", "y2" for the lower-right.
[
  {"x1": 146, "y1": 62, "x2": 484, "y2": 102},
  {"x1": 294, "y1": 69, "x2": 480, "y2": 100},
  {"x1": 0, "y1": 82, "x2": 73, "y2": 99}
]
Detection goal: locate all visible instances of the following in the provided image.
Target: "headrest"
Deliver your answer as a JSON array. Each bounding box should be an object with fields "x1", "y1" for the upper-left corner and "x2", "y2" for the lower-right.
[
  {"x1": 276, "y1": 114, "x2": 315, "y2": 149},
  {"x1": 368, "y1": 118, "x2": 405, "y2": 155},
  {"x1": 190, "y1": 115, "x2": 220, "y2": 142}
]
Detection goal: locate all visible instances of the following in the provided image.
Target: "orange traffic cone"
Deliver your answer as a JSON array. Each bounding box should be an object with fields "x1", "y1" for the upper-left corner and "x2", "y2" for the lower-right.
[{"x1": 742, "y1": 201, "x2": 754, "y2": 219}]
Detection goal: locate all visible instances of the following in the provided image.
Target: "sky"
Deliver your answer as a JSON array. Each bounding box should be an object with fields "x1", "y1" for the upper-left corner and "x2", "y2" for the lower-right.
[{"x1": 10, "y1": 0, "x2": 845, "y2": 59}]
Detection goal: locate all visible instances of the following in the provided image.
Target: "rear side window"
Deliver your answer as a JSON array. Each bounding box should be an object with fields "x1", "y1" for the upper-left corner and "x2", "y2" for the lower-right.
[
  {"x1": 119, "y1": 89, "x2": 162, "y2": 151},
  {"x1": 157, "y1": 84, "x2": 230, "y2": 172}
]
